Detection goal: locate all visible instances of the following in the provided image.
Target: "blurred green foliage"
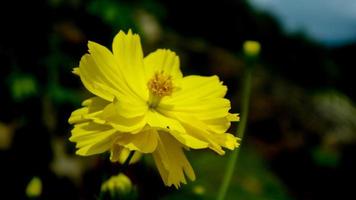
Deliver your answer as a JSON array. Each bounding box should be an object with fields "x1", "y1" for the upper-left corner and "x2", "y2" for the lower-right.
[
  {"x1": 88, "y1": 0, "x2": 136, "y2": 30},
  {"x1": 7, "y1": 72, "x2": 38, "y2": 102},
  {"x1": 191, "y1": 146, "x2": 291, "y2": 200},
  {"x1": 87, "y1": 0, "x2": 165, "y2": 34},
  {"x1": 312, "y1": 146, "x2": 340, "y2": 168}
]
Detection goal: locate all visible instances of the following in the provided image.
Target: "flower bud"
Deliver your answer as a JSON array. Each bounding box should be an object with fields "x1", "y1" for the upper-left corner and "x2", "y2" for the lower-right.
[
  {"x1": 243, "y1": 40, "x2": 261, "y2": 57},
  {"x1": 101, "y1": 173, "x2": 135, "y2": 199},
  {"x1": 26, "y1": 176, "x2": 42, "y2": 198}
]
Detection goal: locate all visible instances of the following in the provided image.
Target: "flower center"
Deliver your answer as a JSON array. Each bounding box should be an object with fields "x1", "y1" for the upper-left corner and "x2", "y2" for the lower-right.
[
  {"x1": 147, "y1": 71, "x2": 173, "y2": 108},
  {"x1": 148, "y1": 71, "x2": 173, "y2": 97}
]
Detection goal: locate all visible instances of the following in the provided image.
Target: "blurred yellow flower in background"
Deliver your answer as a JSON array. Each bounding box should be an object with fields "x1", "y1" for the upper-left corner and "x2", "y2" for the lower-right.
[
  {"x1": 68, "y1": 30, "x2": 239, "y2": 188},
  {"x1": 26, "y1": 176, "x2": 42, "y2": 198},
  {"x1": 243, "y1": 40, "x2": 261, "y2": 57},
  {"x1": 101, "y1": 173, "x2": 133, "y2": 198}
]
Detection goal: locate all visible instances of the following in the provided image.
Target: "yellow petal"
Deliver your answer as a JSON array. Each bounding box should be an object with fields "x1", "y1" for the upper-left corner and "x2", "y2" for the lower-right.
[
  {"x1": 110, "y1": 145, "x2": 142, "y2": 164},
  {"x1": 70, "y1": 97, "x2": 147, "y2": 133},
  {"x1": 110, "y1": 144, "x2": 122, "y2": 162},
  {"x1": 119, "y1": 149, "x2": 142, "y2": 164},
  {"x1": 152, "y1": 133, "x2": 195, "y2": 188},
  {"x1": 70, "y1": 122, "x2": 119, "y2": 156},
  {"x1": 202, "y1": 117, "x2": 232, "y2": 133},
  {"x1": 153, "y1": 148, "x2": 169, "y2": 186},
  {"x1": 168, "y1": 130, "x2": 209, "y2": 149},
  {"x1": 97, "y1": 102, "x2": 147, "y2": 133},
  {"x1": 227, "y1": 113, "x2": 240, "y2": 122},
  {"x1": 112, "y1": 30, "x2": 148, "y2": 101},
  {"x1": 114, "y1": 99, "x2": 148, "y2": 118},
  {"x1": 76, "y1": 133, "x2": 116, "y2": 156},
  {"x1": 68, "y1": 97, "x2": 109, "y2": 124},
  {"x1": 180, "y1": 121, "x2": 225, "y2": 155},
  {"x1": 146, "y1": 107, "x2": 208, "y2": 149},
  {"x1": 70, "y1": 122, "x2": 110, "y2": 141},
  {"x1": 213, "y1": 133, "x2": 240, "y2": 150},
  {"x1": 77, "y1": 54, "x2": 116, "y2": 101},
  {"x1": 144, "y1": 49, "x2": 182, "y2": 81},
  {"x1": 164, "y1": 75, "x2": 227, "y2": 104},
  {"x1": 151, "y1": 109, "x2": 221, "y2": 150},
  {"x1": 88, "y1": 41, "x2": 143, "y2": 101},
  {"x1": 159, "y1": 75, "x2": 232, "y2": 122},
  {"x1": 146, "y1": 110, "x2": 185, "y2": 133},
  {"x1": 117, "y1": 128, "x2": 158, "y2": 153},
  {"x1": 160, "y1": 98, "x2": 231, "y2": 120},
  {"x1": 72, "y1": 67, "x2": 80, "y2": 75},
  {"x1": 173, "y1": 113, "x2": 239, "y2": 155}
]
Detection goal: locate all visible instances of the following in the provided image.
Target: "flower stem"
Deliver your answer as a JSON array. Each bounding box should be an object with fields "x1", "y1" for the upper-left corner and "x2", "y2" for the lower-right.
[
  {"x1": 119, "y1": 151, "x2": 136, "y2": 173},
  {"x1": 217, "y1": 66, "x2": 253, "y2": 200}
]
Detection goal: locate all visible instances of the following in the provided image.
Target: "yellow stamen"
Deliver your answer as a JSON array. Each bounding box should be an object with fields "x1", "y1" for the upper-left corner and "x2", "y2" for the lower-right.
[
  {"x1": 147, "y1": 71, "x2": 173, "y2": 108},
  {"x1": 148, "y1": 71, "x2": 173, "y2": 97}
]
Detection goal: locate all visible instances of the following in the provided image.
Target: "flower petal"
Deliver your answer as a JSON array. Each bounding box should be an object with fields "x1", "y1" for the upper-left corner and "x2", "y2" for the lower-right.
[
  {"x1": 152, "y1": 133, "x2": 195, "y2": 188},
  {"x1": 164, "y1": 75, "x2": 227, "y2": 104},
  {"x1": 146, "y1": 110, "x2": 185, "y2": 133},
  {"x1": 68, "y1": 97, "x2": 109, "y2": 124},
  {"x1": 76, "y1": 54, "x2": 116, "y2": 101},
  {"x1": 160, "y1": 98, "x2": 231, "y2": 120},
  {"x1": 114, "y1": 99, "x2": 148, "y2": 119},
  {"x1": 68, "y1": 96, "x2": 148, "y2": 134},
  {"x1": 159, "y1": 75, "x2": 232, "y2": 124},
  {"x1": 97, "y1": 102, "x2": 147, "y2": 133},
  {"x1": 213, "y1": 133, "x2": 241, "y2": 150},
  {"x1": 168, "y1": 130, "x2": 209, "y2": 149},
  {"x1": 146, "y1": 109, "x2": 208, "y2": 149},
  {"x1": 70, "y1": 122, "x2": 119, "y2": 156},
  {"x1": 110, "y1": 145, "x2": 142, "y2": 164},
  {"x1": 87, "y1": 41, "x2": 141, "y2": 101},
  {"x1": 144, "y1": 49, "x2": 182, "y2": 81},
  {"x1": 202, "y1": 117, "x2": 232, "y2": 133},
  {"x1": 172, "y1": 113, "x2": 239, "y2": 155},
  {"x1": 112, "y1": 30, "x2": 148, "y2": 101},
  {"x1": 117, "y1": 128, "x2": 158, "y2": 153}
]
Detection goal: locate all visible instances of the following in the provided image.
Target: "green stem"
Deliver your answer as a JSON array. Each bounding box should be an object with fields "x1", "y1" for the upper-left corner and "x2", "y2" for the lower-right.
[
  {"x1": 119, "y1": 151, "x2": 136, "y2": 172},
  {"x1": 217, "y1": 67, "x2": 253, "y2": 200}
]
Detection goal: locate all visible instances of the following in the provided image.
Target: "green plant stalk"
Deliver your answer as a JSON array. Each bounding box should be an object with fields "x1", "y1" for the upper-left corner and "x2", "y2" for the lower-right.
[
  {"x1": 217, "y1": 67, "x2": 253, "y2": 200},
  {"x1": 120, "y1": 151, "x2": 136, "y2": 172}
]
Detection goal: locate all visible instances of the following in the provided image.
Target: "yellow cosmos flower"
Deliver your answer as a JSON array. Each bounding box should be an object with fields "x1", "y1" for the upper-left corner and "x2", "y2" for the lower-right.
[{"x1": 69, "y1": 30, "x2": 240, "y2": 188}]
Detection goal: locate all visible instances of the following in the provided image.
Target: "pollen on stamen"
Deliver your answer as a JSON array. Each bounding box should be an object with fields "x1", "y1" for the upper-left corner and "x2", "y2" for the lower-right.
[{"x1": 148, "y1": 71, "x2": 173, "y2": 97}]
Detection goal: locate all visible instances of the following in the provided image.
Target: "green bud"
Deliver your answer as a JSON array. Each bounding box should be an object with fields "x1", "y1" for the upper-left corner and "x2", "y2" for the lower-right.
[
  {"x1": 101, "y1": 173, "x2": 136, "y2": 199},
  {"x1": 26, "y1": 176, "x2": 42, "y2": 198},
  {"x1": 243, "y1": 40, "x2": 261, "y2": 57}
]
